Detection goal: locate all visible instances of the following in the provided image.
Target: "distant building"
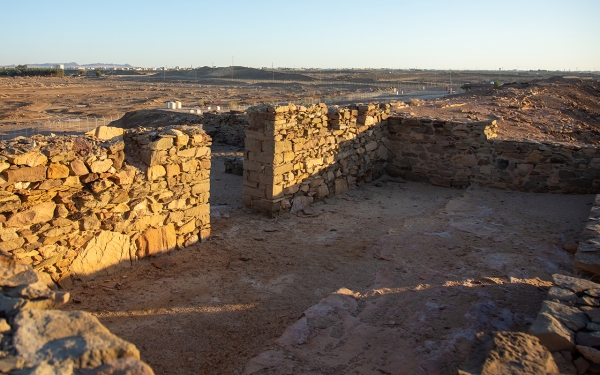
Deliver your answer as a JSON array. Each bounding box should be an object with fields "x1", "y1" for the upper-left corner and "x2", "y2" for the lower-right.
[{"x1": 53, "y1": 64, "x2": 64, "y2": 70}]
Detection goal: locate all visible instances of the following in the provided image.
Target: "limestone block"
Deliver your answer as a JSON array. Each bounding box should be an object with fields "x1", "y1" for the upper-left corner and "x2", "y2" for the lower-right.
[
  {"x1": 3, "y1": 165, "x2": 46, "y2": 184},
  {"x1": 178, "y1": 220, "x2": 196, "y2": 235},
  {"x1": 177, "y1": 148, "x2": 196, "y2": 158},
  {"x1": 196, "y1": 147, "x2": 211, "y2": 157},
  {"x1": 184, "y1": 204, "x2": 209, "y2": 219},
  {"x1": 13, "y1": 309, "x2": 139, "y2": 368},
  {"x1": 135, "y1": 223, "x2": 176, "y2": 258},
  {"x1": 115, "y1": 167, "x2": 136, "y2": 185},
  {"x1": 165, "y1": 164, "x2": 180, "y2": 178},
  {"x1": 529, "y1": 311, "x2": 575, "y2": 352},
  {"x1": 9, "y1": 152, "x2": 48, "y2": 167},
  {"x1": 70, "y1": 230, "x2": 131, "y2": 280},
  {"x1": 191, "y1": 181, "x2": 210, "y2": 196},
  {"x1": 7, "y1": 202, "x2": 56, "y2": 228}
]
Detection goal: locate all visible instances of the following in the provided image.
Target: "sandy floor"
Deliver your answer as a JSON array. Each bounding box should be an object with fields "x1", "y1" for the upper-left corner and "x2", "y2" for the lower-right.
[{"x1": 61, "y1": 151, "x2": 594, "y2": 375}]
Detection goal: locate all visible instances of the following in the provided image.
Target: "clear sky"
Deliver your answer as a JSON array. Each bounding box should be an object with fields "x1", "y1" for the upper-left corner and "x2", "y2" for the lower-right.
[{"x1": 1, "y1": 0, "x2": 599, "y2": 70}]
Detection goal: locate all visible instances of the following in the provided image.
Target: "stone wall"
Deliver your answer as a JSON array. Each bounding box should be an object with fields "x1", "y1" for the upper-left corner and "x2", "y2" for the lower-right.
[
  {"x1": 242, "y1": 103, "x2": 390, "y2": 215},
  {"x1": 574, "y1": 194, "x2": 600, "y2": 275},
  {"x1": 387, "y1": 116, "x2": 600, "y2": 193},
  {"x1": 0, "y1": 125, "x2": 211, "y2": 287}
]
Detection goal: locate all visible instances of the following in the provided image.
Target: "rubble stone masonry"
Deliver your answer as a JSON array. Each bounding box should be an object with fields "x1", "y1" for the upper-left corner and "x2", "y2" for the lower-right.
[
  {"x1": 387, "y1": 116, "x2": 600, "y2": 193},
  {"x1": 242, "y1": 103, "x2": 390, "y2": 215},
  {"x1": 0, "y1": 125, "x2": 211, "y2": 287},
  {"x1": 243, "y1": 103, "x2": 600, "y2": 217}
]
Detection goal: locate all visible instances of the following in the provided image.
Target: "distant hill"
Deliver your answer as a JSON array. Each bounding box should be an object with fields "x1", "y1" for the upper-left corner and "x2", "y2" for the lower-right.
[
  {"x1": 152, "y1": 66, "x2": 315, "y2": 81},
  {"x1": 2, "y1": 62, "x2": 134, "y2": 69}
]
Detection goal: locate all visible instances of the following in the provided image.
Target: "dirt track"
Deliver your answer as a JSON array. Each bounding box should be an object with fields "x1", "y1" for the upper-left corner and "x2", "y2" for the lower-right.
[{"x1": 61, "y1": 150, "x2": 594, "y2": 375}]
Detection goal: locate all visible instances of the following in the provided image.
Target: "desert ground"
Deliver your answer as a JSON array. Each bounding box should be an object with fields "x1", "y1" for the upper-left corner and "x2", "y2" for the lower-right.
[{"x1": 2, "y1": 69, "x2": 600, "y2": 374}]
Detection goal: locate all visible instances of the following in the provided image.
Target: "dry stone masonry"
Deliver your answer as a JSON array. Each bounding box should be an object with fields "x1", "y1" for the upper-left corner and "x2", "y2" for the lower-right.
[
  {"x1": 242, "y1": 103, "x2": 390, "y2": 215},
  {"x1": 0, "y1": 257, "x2": 154, "y2": 374},
  {"x1": 574, "y1": 194, "x2": 600, "y2": 276},
  {"x1": 242, "y1": 103, "x2": 600, "y2": 217},
  {"x1": 0, "y1": 125, "x2": 211, "y2": 287},
  {"x1": 528, "y1": 274, "x2": 600, "y2": 374},
  {"x1": 387, "y1": 116, "x2": 600, "y2": 193}
]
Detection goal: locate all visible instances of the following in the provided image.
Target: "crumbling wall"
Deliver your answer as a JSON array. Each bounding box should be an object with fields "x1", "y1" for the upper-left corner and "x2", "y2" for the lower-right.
[
  {"x1": 387, "y1": 116, "x2": 600, "y2": 193},
  {"x1": 242, "y1": 103, "x2": 389, "y2": 215},
  {"x1": 0, "y1": 125, "x2": 211, "y2": 287}
]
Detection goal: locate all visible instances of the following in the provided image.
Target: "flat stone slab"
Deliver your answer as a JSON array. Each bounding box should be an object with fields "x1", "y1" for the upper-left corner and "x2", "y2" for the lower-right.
[{"x1": 13, "y1": 309, "x2": 140, "y2": 369}]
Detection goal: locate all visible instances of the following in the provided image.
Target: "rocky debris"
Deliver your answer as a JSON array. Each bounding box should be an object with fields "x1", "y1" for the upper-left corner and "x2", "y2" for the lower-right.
[
  {"x1": 0, "y1": 124, "x2": 211, "y2": 287},
  {"x1": 528, "y1": 273, "x2": 600, "y2": 372},
  {"x1": 574, "y1": 195, "x2": 600, "y2": 275},
  {"x1": 243, "y1": 103, "x2": 389, "y2": 216},
  {"x1": 458, "y1": 331, "x2": 559, "y2": 375},
  {"x1": 202, "y1": 111, "x2": 248, "y2": 147},
  {"x1": 223, "y1": 157, "x2": 243, "y2": 176},
  {"x1": 0, "y1": 259, "x2": 154, "y2": 374}
]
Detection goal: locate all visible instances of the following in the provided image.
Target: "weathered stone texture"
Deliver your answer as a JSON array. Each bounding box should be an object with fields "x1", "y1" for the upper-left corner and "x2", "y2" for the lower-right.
[
  {"x1": 242, "y1": 103, "x2": 389, "y2": 215},
  {"x1": 0, "y1": 124, "x2": 211, "y2": 286}
]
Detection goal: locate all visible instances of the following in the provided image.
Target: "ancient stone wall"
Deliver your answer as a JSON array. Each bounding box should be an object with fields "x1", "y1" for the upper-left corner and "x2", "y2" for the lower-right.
[
  {"x1": 387, "y1": 116, "x2": 600, "y2": 193},
  {"x1": 242, "y1": 103, "x2": 390, "y2": 215},
  {"x1": 0, "y1": 125, "x2": 211, "y2": 287}
]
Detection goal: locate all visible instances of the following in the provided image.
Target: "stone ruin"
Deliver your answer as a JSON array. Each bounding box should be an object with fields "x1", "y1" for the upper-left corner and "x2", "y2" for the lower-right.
[
  {"x1": 0, "y1": 124, "x2": 211, "y2": 288},
  {"x1": 3, "y1": 99, "x2": 600, "y2": 373}
]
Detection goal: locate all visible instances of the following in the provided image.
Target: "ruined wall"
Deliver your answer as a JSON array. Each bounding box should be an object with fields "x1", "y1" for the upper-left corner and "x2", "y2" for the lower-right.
[
  {"x1": 242, "y1": 103, "x2": 389, "y2": 215},
  {"x1": 0, "y1": 125, "x2": 211, "y2": 287},
  {"x1": 387, "y1": 116, "x2": 600, "y2": 193}
]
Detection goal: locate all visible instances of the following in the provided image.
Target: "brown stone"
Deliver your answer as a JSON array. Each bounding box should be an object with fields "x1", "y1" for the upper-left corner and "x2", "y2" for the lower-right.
[
  {"x1": 135, "y1": 223, "x2": 176, "y2": 258},
  {"x1": 6, "y1": 202, "x2": 56, "y2": 228},
  {"x1": 458, "y1": 331, "x2": 559, "y2": 375},
  {"x1": 147, "y1": 165, "x2": 166, "y2": 181},
  {"x1": 90, "y1": 159, "x2": 113, "y2": 174},
  {"x1": 70, "y1": 230, "x2": 131, "y2": 280},
  {"x1": 147, "y1": 137, "x2": 173, "y2": 151},
  {"x1": 9, "y1": 152, "x2": 48, "y2": 167},
  {"x1": 69, "y1": 159, "x2": 89, "y2": 176},
  {"x1": 47, "y1": 163, "x2": 70, "y2": 179},
  {"x1": 3, "y1": 165, "x2": 46, "y2": 184}
]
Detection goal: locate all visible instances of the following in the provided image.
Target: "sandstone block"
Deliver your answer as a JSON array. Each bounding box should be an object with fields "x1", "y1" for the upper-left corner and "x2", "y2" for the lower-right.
[
  {"x1": 90, "y1": 126, "x2": 124, "y2": 141},
  {"x1": 147, "y1": 165, "x2": 166, "y2": 181},
  {"x1": 0, "y1": 192, "x2": 21, "y2": 213},
  {"x1": 47, "y1": 163, "x2": 70, "y2": 179},
  {"x1": 3, "y1": 165, "x2": 46, "y2": 184},
  {"x1": 9, "y1": 152, "x2": 48, "y2": 167},
  {"x1": 135, "y1": 224, "x2": 176, "y2": 258},
  {"x1": 147, "y1": 137, "x2": 173, "y2": 150},
  {"x1": 70, "y1": 230, "x2": 131, "y2": 280},
  {"x1": 90, "y1": 159, "x2": 113, "y2": 174},
  {"x1": 7, "y1": 202, "x2": 56, "y2": 228}
]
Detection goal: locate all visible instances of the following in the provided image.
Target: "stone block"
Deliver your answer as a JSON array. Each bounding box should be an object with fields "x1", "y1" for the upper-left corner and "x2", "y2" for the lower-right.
[
  {"x1": 147, "y1": 137, "x2": 173, "y2": 150},
  {"x1": 7, "y1": 202, "x2": 56, "y2": 228},
  {"x1": 69, "y1": 159, "x2": 89, "y2": 176},
  {"x1": 70, "y1": 230, "x2": 131, "y2": 280},
  {"x1": 135, "y1": 224, "x2": 176, "y2": 258},
  {"x1": 89, "y1": 159, "x2": 113, "y2": 174},
  {"x1": 147, "y1": 165, "x2": 166, "y2": 181},
  {"x1": 4, "y1": 165, "x2": 46, "y2": 184}
]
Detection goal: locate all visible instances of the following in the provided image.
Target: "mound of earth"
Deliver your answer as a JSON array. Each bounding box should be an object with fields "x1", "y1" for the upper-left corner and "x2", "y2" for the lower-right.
[{"x1": 396, "y1": 76, "x2": 600, "y2": 145}]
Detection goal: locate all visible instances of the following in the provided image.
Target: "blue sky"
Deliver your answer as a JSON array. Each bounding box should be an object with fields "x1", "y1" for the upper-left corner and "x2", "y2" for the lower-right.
[{"x1": 1, "y1": 0, "x2": 599, "y2": 70}]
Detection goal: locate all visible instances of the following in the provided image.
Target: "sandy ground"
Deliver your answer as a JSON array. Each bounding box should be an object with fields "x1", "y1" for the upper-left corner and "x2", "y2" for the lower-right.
[{"x1": 60, "y1": 148, "x2": 594, "y2": 375}]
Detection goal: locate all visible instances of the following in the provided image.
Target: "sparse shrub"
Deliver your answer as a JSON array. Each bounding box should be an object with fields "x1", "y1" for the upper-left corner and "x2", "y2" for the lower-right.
[
  {"x1": 77, "y1": 69, "x2": 85, "y2": 76},
  {"x1": 198, "y1": 99, "x2": 205, "y2": 106},
  {"x1": 94, "y1": 68, "x2": 102, "y2": 77},
  {"x1": 229, "y1": 101, "x2": 238, "y2": 109},
  {"x1": 494, "y1": 80, "x2": 501, "y2": 88}
]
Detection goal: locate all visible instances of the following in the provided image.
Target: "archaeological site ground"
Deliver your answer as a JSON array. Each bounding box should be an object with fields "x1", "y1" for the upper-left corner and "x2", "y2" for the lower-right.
[{"x1": 1, "y1": 69, "x2": 600, "y2": 374}]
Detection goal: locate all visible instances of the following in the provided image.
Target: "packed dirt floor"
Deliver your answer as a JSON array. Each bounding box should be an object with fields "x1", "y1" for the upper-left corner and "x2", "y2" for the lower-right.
[{"x1": 61, "y1": 146, "x2": 595, "y2": 375}]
